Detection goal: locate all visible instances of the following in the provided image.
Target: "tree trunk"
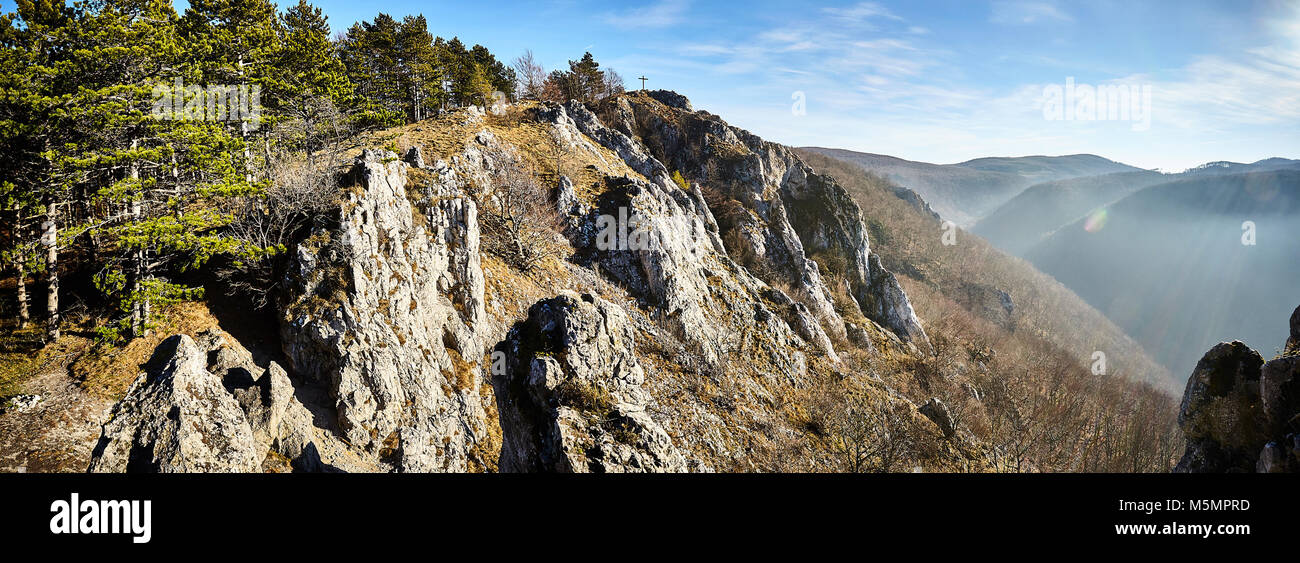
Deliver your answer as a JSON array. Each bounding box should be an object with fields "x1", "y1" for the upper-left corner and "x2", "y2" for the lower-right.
[
  {"x1": 129, "y1": 139, "x2": 145, "y2": 338},
  {"x1": 13, "y1": 202, "x2": 29, "y2": 329},
  {"x1": 43, "y1": 211, "x2": 58, "y2": 342}
]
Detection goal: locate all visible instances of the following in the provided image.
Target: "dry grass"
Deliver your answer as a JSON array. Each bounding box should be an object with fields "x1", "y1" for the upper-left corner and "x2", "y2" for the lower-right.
[
  {"x1": 70, "y1": 301, "x2": 222, "y2": 399},
  {"x1": 0, "y1": 324, "x2": 93, "y2": 402}
]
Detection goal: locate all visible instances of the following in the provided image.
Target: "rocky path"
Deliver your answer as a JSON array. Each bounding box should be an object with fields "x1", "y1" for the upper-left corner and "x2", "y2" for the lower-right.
[{"x1": 0, "y1": 360, "x2": 111, "y2": 473}]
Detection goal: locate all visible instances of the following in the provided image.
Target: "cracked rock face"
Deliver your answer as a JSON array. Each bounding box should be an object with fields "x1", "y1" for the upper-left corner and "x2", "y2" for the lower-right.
[
  {"x1": 494, "y1": 292, "x2": 687, "y2": 473},
  {"x1": 89, "y1": 335, "x2": 263, "y2": 473},
  {"x1": 539, "y1": 102, "x2": 824, "y2": 375},
  {"x1": 280, "y1": 150, "x2": 492, "y2": 472}
]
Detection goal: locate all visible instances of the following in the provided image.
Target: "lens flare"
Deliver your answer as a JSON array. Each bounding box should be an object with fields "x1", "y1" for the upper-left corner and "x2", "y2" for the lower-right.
[{"x1": 1084, "y1": 208, "x2": 1109, "y2": 233}]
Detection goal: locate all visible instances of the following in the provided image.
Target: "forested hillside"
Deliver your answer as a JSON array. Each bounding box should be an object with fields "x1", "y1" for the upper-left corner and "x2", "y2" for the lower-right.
[
  {"x1": 799, "y1": 148, "x2": 1140, "y2": 226},
  {"x1": 0, "y1": 0, "x2": 617, "y2": 346}
]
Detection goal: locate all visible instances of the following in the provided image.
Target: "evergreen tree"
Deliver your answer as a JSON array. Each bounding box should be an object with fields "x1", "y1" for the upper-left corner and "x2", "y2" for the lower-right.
[
  {"x1": 0, "y1": 0, "x2": 83, "y2": 341},
  {"x1": 539, "y1": 52, "x2": 622, "y2": 105},
  {"x1": 180, "y1": 0, "x2": 280, "y2": 177},
  {"x1": 341, "y1": 13, "x2": 436, "y2": 126},
  {"x1": 470, "y1": 43, "x2": 516, "y2": 101},
  {"x1": 51, "y1": 0, "x2": 268, "y2": 341},
  {"x1": 269, "y1": 0, "x2": 353, "y2": 158}
]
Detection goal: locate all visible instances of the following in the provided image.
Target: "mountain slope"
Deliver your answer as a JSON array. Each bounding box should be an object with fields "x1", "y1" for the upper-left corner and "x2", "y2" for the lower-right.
[
  {"x1": 799, "y1": 148, "x2": 1142, "y2": 226},
  {"x1": 796, "y1": 149, "x2": 1176, "y2": 391},
  {"x1": 971, "y1": 170, "x2": 1171, "y2": 255},
  {"x1": 974, "y1": 158, "x2": 1300, "y2": 258},
  {"x1": 1024, "y1": 170, "x2": 1300, "y2": 376}
]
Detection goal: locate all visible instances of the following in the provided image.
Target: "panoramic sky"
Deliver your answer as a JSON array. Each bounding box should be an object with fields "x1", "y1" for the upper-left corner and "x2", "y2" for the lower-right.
[{"x1": 202, "y1": 0, "x2": 1299, "y2": 171}]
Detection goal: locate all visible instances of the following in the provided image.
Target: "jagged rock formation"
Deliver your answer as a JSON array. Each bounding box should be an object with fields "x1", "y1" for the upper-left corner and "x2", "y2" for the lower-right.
[
  {"x1": 494, "y1": 292, "x2": 687, "y2": 473},
  {"x1": 592, "y1": 92, "x2": 929, "y2": 349},
  {"x1": 88, "y1": 332, "x2": 316, "y2": 472},
  {"x1": 199, "y1": 331, "x2": 316, "y2": 469},
  {"x1": 890, "y1": 185, "x2": 942, "y2": 221},
  {"x1": 1175, "y1": 304, "x2": 1300, "y2": 472},
  {"x1": 536, "y1": 101, "x2": 834, "y2": 374},
  {"x1": 280, "y1": 149, "x2": 493, "y2": 472}
]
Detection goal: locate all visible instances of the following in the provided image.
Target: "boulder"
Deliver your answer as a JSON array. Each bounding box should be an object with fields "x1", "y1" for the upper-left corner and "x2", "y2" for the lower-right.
[
  {"x1": 1261, "y1": 355, "x2": 1300, "y2": 437},
  {"x1": 89, "y1": 335, "x2": 262, "y2": 473},
  {"x1": 919, "y1": 397, "x2": 956, "y2": 438},
  {"x1": 403, "y1": 145, "x2": 426, "y2": 169},
  {"x1": 1173, "y1": 341, "x2": 1267, "y2": 472}
]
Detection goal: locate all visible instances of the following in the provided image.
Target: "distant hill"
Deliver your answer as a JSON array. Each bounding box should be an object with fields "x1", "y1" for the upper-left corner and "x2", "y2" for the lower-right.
[
  {"x1": 1182, "y1": 157, "x2": 1300, "y2": 176},
  {"x1": 799, "y1": 148, "x2": 1142, "y2": 226},
  {"x1": 975, "y1": 158, "x2": 1300, "y2": 257},
  {"x1": 972, "y1": 170, "x2": 1171, "y2": 255},
  {"x1": 1024, "y1": 170, "x2": 1300, "y2": 376}
]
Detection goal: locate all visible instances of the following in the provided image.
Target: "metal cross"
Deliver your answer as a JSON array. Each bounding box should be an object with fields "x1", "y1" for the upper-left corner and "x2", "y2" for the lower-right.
[{"x1": 638, "y1": 76, "x2": 648, "y2": 91}]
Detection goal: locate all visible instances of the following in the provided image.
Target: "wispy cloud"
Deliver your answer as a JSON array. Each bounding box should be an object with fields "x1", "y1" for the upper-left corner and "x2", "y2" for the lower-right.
[
  {"x1": 596, "y1": 0, "x2": 1297, "y2": 171},
  {"x1": 600, "y1": 0, "x2": 691, "y2": 29},
  {"x1": 989, "y1": 1, "x2": 1073, "y2": 25},
  {"x1": 822, "y1": 2, "x2": 902, "y2": 24}
]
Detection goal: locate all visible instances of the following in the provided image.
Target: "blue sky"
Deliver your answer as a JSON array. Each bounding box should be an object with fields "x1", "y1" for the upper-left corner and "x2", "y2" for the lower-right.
[{"x1": 224, "y1": 0, "x2": 1299, "y2": 170}]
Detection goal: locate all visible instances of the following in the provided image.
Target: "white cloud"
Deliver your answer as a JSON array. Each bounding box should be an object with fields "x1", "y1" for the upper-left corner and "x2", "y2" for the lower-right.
[
  {"x1": 989, "y1": 1, "x2": 1073, "y2": 25},
  {"x1": 822, "y1": 2, "x2": 902, "y2": 23},
  {"x1": 600, "y1": 0, "x2": 690, "y2": 29}
]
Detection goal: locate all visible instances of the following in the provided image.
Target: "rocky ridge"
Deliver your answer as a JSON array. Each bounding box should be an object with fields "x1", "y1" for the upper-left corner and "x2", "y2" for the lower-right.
[{"x1": 89, "y1": 92, "x2": 953, "y2": 473}]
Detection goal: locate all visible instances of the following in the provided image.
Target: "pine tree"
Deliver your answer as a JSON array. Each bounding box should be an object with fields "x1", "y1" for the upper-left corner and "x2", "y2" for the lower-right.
[
  {"x1": 470, "y1": 43, "x2": 516, "y2": 101},
  {"x1": 52, "y1": 0, "x2": 186, "y2": 338},
  {"x1": 270, "y1": 0, "x2": 353, "y2": 158},
  {"x1": 340, "y1": 14, "x2": 409, "y2": 126},
  {"x1": 180, "y1": 0, "x2": 280, "y2": 177},
  {"x1": 50, "y1": 0, "x2": 269, "y2": 341},
  {"x1": 0, "y1": 0, "x2": 83, "y2": 342},
  {"x1": 539, "y1": 52, "x2": 619, "y2": 105}
]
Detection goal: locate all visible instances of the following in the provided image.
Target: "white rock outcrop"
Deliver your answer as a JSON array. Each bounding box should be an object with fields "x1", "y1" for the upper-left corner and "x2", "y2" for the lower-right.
[{"x1": 281, "y1": 150, "x2": 492, "y2": 472}]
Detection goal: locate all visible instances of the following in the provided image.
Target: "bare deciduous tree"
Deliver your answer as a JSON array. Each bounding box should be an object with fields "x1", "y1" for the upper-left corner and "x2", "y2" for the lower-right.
[
  {"x1": 217, "y1": 154, "x2": 341, "y2": 309},
  {"x1": 512, "y1": 50, "x2": 547, "y2": 101},
  {"x1": 828, "y1": 393, "x2": 917, "y2": 473},
  {"x1": 481, "y1": 158, "x2": 562, "y2": 272}
]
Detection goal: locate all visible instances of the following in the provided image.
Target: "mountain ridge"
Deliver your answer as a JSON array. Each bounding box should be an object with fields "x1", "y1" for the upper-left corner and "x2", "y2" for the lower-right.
[{"x1": 799, "y1": 147, "x2": 1144, "y2": 226}]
